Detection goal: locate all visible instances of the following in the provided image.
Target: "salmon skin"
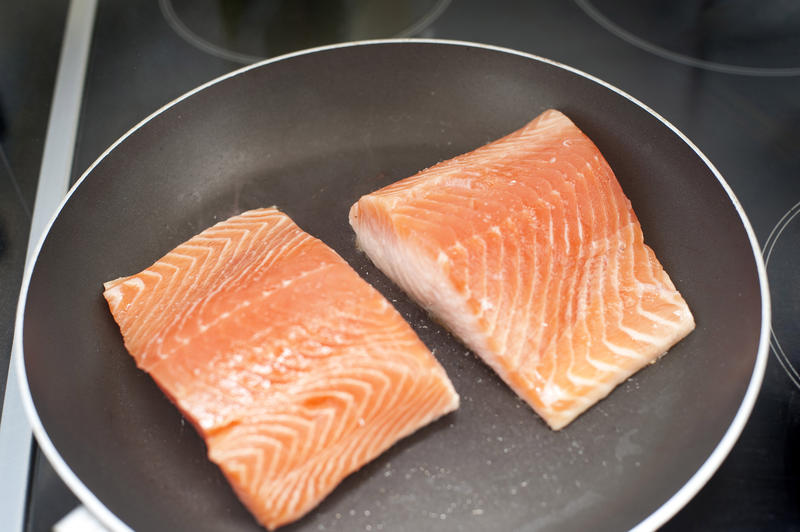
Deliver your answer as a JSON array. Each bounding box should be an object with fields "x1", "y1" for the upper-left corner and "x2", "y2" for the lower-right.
[
  {"x1": 103, "y1": 207, "x2": 459, "y2": 530},
  {"x1": 349, "y1": 109, "x2": 695, "y2": 430}
]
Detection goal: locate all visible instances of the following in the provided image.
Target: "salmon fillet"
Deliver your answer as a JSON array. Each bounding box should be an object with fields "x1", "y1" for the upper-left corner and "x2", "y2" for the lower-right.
[
  {"x1": 349, "y1": 109, "x2": 695, "y2": 430},
  {"x1": 103, "y1": 207, "x2": 459, "y2": 529}
]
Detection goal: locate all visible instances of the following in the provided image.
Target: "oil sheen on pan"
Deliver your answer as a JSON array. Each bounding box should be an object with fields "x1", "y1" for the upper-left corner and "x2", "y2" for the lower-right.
[
  {"x1": 349, "y1": 109, "x2": 695, "y2": 430},
  {"x1": 102, "y1": 207, "x2": 460, "y2": 530}
]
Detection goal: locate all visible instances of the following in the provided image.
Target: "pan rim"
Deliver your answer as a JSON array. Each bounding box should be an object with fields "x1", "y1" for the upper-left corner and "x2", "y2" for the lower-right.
[{"x1": 14, "y1": 37, "x2": 771, "y2": 532}]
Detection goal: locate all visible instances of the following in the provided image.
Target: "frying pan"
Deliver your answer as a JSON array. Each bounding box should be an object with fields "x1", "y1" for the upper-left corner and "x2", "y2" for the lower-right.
[{"x1": 17, "y1": 40, "x2": 769, "y2": 531}]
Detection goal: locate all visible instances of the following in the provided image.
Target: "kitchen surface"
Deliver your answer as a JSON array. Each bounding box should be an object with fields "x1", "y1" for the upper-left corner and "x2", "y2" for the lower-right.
[{"x1": 1, "y1": 0, "x2": 798, "y2": 530}]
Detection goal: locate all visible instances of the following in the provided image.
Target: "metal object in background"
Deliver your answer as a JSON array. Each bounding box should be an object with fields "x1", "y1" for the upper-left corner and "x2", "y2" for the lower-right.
[{"x1": 0, "y1": 0, "x2": 97, "y2": 530}]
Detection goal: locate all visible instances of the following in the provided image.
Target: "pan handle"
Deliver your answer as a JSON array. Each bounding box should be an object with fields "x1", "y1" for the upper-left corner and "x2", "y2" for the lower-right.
[{"x1": 54, "y1": 506, "x2": 109, "y2": 532}]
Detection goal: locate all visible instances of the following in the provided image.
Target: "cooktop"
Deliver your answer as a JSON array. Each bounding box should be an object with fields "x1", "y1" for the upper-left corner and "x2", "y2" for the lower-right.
[{"x1": 1, "y1": 0, "x2": 798, "y2": 530}]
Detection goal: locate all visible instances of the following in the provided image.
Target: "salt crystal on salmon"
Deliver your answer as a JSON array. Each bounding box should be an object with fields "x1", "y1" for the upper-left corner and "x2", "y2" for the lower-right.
[
  {"x1": 103, "y1": 207, "x2": 459, "y2": 529},
  {"x1": 349, "y1": 109, "x2": 694, "y2": 430}
]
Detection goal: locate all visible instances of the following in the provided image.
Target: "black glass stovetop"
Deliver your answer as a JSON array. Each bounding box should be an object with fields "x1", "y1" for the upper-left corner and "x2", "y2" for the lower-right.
[{"x1": 2, "y1": 1, "x2": 799, "y2": 530}]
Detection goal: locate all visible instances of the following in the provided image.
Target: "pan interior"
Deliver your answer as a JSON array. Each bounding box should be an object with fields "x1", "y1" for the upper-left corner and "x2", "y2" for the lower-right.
[{"x1": 23, "y1": 42, "x2": 763, "y2": 532}]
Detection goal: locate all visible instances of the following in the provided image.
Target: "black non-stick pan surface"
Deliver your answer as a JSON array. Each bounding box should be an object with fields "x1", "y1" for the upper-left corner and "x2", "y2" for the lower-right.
[{"x1": 18, "y1": 40, "x2": 769, "y2": 532}]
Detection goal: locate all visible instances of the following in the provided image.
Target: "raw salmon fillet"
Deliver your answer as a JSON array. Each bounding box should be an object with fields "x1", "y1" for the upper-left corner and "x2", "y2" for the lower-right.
[
  {"x1": 103, "y1": 207, "x2": 459, "y2": 530},
  {"x1": 349, "y1": 109, "x2": 694, "y2": 430}
]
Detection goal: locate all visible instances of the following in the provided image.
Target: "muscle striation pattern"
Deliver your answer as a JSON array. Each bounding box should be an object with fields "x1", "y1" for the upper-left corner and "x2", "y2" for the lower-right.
[
  {"x1": 104, "y1": 207, "x2": 459, "y2": 529},
  {"x1": 349, "y1": 109, "x2": 694, "y2": 430}
]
